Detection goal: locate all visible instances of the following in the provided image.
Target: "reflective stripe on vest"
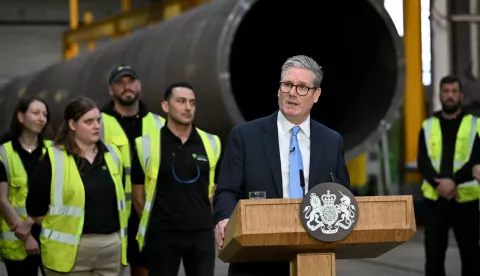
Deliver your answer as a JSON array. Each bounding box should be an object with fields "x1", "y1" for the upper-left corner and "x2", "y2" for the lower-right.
[
  {"x1": 100, "y1": 112, "x2": 165, "y2": 142},
  {"x1": 0, "y1": 141, "x2": 49, "y2": 261},
  {"x1": 40, "y1": 144, "x2": 129, "y2": 272},
  {"x1": 134, "y1": 128, "x2": 221, "y2": 250},
  {"x1": 100, "y1": 112, "x2": 165, "y2": 211},
  {"x1": 421, "y1": 115, "x2": 480, "y2": 202},
  {"x1": 0, "y1": 145, "x2": 11, "y2": 183}
]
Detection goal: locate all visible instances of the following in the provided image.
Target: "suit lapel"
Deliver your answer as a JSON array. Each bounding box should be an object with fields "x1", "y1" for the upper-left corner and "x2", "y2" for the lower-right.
[
  {"x1": 309, "y1": 121, "x2": 323, "y2": 190},
  {"x1": 262, "y1": 112, "x2": 283, "y2": 197}
]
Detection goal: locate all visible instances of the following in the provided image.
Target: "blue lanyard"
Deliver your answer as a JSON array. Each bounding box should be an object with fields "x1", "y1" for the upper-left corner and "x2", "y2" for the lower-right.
[{"x1": 171, "y1": 152, "x2": 200, "y2": 184}]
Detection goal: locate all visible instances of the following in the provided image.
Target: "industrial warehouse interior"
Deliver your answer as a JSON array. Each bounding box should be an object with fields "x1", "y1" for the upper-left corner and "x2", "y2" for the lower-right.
[{"x1": 0, "y1": 0, "x2": 477, "y2": 276}]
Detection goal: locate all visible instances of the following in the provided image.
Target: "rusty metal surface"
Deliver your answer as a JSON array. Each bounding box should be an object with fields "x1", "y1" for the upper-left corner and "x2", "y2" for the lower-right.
[{"x1": 0, "y1": 0, "x2": 404, "y2": 161}]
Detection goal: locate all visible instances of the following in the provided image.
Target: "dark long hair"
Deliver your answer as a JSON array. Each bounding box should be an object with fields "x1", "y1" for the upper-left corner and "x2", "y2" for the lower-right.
[
  {"x1": 0, "y1": 96, "x2": 51, "y2": 145},
  {"x1": 54, "y1": 97, "x2": 98, "y2": 157}
]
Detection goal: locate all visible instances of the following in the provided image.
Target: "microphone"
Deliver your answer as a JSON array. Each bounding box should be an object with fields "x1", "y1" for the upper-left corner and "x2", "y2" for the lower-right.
[
  {"x1": 290, "y1": 147, "x2": 295, "y2": 153},
  {"x1": 299, "y1": 169, "x2": 306, "y2": 195},
  {"x1": 330, "y1": 172, "x2": 337, "y2": 183}
]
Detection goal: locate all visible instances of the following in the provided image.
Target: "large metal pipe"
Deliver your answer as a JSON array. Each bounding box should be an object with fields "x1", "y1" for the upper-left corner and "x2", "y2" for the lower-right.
[{"x1": 0, "y1": 0, "x2": 404, "y2": 161}]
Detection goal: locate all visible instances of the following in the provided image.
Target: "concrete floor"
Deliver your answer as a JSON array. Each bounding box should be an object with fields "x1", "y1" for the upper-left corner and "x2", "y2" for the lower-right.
[{"x1": 0, "y1": 227, "x2": 463, "y2": 276}]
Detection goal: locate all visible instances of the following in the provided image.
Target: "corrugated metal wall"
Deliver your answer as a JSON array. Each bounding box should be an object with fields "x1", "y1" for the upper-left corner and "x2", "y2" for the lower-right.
[
  {"x1": 0, "y1": 26, "x2": 64, "y2": 86},
  {"x1": 0, "y1": 0, "x2": 150, "y2": 85}
]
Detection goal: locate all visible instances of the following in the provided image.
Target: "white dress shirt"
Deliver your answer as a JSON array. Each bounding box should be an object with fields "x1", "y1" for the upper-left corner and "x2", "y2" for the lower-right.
[{"x1": 277, "y1": 111, "x2": 311, "y2": 198}]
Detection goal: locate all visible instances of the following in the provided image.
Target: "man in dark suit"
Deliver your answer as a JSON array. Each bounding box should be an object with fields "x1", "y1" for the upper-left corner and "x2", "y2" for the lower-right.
[{"x1": 213, "y1": 55, "x2": 351, "y2": 276}]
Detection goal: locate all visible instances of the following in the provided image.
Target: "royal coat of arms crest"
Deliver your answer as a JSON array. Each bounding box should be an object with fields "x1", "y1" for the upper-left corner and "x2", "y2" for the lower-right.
[{"x1": 300, "y1": 182, "x2": 359, "y2": 242}]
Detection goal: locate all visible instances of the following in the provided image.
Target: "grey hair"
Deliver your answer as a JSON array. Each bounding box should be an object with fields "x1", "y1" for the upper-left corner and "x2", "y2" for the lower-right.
[{"x1": 280, "y1": 55, "x2": 324, "y2": 88}]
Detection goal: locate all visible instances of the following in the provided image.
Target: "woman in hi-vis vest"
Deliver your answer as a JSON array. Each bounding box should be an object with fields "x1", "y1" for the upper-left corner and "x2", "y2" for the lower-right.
[
  {"x1": 26, "y1": 97, "x2": 129, "y2": 276},
  {"x1": 0, "y1": 96, "x2": 51, "y2": 276}
]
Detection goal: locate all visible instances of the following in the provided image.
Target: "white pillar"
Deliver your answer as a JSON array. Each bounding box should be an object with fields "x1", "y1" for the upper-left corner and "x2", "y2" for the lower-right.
[
  {"x1": 470, "y1": 0, "x2": 478, "y2": 78},
  {"x1": 430, "y1": 0, "x2": 451, "y2": 113}
]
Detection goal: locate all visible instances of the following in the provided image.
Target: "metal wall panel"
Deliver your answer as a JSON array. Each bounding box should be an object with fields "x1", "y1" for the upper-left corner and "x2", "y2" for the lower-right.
[
  {"x1": 0, "y1": 26, "x2": 63, "y2": 84},
  {"x1": 0, "y1": 0, "x2": 151, "y2": 84}
]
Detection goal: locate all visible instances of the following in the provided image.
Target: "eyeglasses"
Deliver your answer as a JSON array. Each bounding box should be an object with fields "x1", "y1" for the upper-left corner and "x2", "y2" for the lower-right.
[
  {"x1": 172, "y1": 153, "x2": 200, "y2": 184},
  {"x1": 279, "y1": 82, "x2": 316, "y2": 96}
]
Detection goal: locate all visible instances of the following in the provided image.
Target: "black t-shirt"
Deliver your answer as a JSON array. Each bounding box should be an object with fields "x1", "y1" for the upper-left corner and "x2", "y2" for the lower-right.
[
  {"x1": 417, "y1": 111, "x2": 480, "y2": 187},
  {"x1": 26, "y1": 141, "x2": 120, "y2": 234},
  {"x1": 101, "y1": 104, "x2": 145, "y2": 142},
  {"x1": 101, "y1": 100, "x2": 154, "y2": 142},
  {"x1": 0, "y1": 162, "x2": 5, "y2": 182},
  {"x1": 131, "y1": 126, "x2": 222, "y2": 235},
  {"x1": 0, "y1": 138, "x2": 45, "y2": 241}
]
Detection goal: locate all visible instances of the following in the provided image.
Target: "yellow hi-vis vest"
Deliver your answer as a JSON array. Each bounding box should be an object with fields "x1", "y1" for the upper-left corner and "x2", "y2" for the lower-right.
[
  {"x1": 100, "y1": 112, "x2": 165, "y2": 216},
  {"x1": 39, "y1": 144, "x2": 129, "y2": 273},
  {"x1": 0, "y1": 140, "x2": 51, "y2": 261},
  {"x1": 421, "y1": 114, "x2": 480, "y2": 202},
  {"x1": 134, "y1": 128, "x2": 221, "y2": 250}
]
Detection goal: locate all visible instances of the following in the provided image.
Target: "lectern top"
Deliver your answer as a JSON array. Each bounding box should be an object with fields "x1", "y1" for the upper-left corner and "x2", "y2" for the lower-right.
[{"x1": 218, "y1": 195, "x2": 416, "y2": 263}]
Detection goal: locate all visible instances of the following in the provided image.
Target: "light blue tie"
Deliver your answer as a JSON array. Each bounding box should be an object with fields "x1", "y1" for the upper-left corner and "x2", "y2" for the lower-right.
[{"x1": 289, "y1": 126, "x2": 304, "y2": 198}]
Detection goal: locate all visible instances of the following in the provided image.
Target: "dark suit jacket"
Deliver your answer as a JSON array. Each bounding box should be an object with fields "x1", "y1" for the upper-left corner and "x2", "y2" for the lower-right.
[{"x1": 213, "y1": 111, "x2": 350, "y2": 276}]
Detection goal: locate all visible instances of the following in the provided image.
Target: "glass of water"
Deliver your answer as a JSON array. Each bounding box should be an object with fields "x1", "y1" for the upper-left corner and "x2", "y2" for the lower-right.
[{"x1": 249, "y1": 191, "x2": 266, "y2": 199}]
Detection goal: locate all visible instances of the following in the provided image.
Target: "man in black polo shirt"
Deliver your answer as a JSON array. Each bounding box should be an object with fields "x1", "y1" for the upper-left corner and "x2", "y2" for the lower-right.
[
  {"x1": 131, "y1": 82, "x2": 222, "y2": 276},
  {"x1": 101, "y1": 64, "x2": 164, "y2": 276}
]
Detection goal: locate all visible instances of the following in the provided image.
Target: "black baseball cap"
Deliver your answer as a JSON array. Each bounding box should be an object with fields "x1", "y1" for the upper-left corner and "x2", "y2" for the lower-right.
[{"x1": 108, "y1": 64, "x2": 138, "y2": 84}]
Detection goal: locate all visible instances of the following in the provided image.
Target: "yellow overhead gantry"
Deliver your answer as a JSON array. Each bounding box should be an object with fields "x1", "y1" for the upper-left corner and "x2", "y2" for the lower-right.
[{"x1": 64, "y1": 0, "x2": 209, "y2": 59}]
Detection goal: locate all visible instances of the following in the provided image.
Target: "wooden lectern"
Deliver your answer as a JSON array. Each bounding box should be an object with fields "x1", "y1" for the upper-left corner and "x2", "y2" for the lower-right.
[{"x1": 218, "y1": 196, "x2": 416, "y2": 276}]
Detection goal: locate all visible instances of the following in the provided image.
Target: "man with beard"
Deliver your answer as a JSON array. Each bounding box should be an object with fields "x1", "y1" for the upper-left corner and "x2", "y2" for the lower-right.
[
  {"x1": 417, "y1": 75, "x2": 480, "y2": 276},
  {"x1": 131, "y1": 82, "x2": 222, "y2": 276},
  {"x1": 101, "y1": 64, "x2": 165, "y2": 276}
]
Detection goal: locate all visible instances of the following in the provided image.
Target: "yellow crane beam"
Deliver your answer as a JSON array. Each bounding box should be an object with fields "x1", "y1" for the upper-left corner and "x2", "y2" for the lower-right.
[
  {"x1": 63, "y1": 0, "x2": 207, "y2": 59},
  {"x1": 122, "y1": 0, "x2": 131, "y2": 12},
  {"x1": 83, "y1": 11, "x2": 95, "y2": 50},
  {"x1": 66, "y1": 0, "x2": 79, "y2": 59}
]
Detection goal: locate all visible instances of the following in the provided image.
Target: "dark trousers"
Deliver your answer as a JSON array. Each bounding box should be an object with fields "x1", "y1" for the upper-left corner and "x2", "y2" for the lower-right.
[
  {"x1": 4, "y1": 255, "x2": 45, "y2": 276},
  {"x1": 424, "y1": 198, "x2": 480, "y2": 276},
  {"x1": 127, "y1": 211, "x2": 147, "y2": 268},
  {"x1": 145, "y1": 229, "x2": 215, "y2": 276}
]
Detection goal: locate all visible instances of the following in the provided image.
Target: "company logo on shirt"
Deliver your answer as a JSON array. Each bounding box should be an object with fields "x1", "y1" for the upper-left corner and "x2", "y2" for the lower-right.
[{"x1": 192, "y1": 153, "x2": 208, "y2": 162}]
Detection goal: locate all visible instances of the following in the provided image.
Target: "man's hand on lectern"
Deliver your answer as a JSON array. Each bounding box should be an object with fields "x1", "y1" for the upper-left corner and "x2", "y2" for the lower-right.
[
  {"x1": 215, "y1": 218, "x2": 229, "y2": 251},
  {"x1": 473, "y1": 164, "x2": 480, "y2": 182}
]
